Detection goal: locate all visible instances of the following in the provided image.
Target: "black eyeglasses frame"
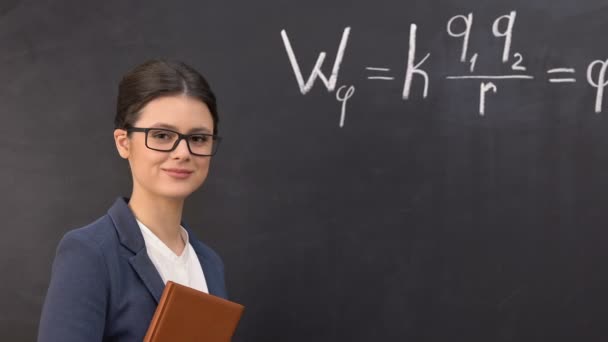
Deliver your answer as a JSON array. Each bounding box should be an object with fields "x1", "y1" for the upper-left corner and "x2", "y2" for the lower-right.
[{"x1": 125, "y1": 127, "x2": 222, "y2": 157}]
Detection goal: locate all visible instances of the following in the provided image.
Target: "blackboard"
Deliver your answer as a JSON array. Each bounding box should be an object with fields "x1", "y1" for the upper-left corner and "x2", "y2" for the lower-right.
[{"x1": 3, "y1": 0, "x2": 608, "y2": 341}]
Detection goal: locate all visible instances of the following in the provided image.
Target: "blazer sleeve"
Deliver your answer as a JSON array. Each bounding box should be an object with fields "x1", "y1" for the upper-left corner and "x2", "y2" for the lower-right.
[{"x1": 37, "y1": 230, "x2": 110, "y2": 342}]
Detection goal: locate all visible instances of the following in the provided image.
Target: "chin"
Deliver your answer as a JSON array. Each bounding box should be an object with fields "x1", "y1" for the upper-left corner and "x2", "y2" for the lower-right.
[
  {"x1": 155, "y1": 185, "x2": 199, "y2": 200},
  {"x1": 156, "y1": 192, "x2": 193, "y2": 201}
]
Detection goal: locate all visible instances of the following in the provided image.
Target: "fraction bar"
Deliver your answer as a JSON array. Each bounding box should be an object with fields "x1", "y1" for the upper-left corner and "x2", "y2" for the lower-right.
[
  {"x1": 367, "y1": 76, "x2": 395, "y2": 80},
  {"x1": 446, "y1": 75, "x2": 535, "y2": 80}
]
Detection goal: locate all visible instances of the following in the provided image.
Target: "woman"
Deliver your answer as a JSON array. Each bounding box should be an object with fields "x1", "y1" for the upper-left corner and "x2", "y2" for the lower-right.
[{"x1": 37, "y1": 59, "x2": 226, "y2": 341}]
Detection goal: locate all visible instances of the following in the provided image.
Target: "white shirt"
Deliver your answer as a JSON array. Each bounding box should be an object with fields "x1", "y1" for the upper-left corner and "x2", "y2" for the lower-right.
[{"x1": 136, "y1": 219, "x2": 209, "y2": 293}]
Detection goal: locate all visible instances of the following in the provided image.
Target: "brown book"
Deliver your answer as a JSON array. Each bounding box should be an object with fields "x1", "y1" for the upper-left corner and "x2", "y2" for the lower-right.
[{"x1": 144, "y1": 281, "x2": 245, "y2": 342}]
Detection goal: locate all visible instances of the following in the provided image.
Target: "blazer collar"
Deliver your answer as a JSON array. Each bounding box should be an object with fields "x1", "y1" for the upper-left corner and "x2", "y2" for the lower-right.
[
  {"x1": 107, "y1": 197, "x2": 224, "y2": 301},
  {"x1": 182, "y1": 222, "x2": 226, "y2": 298},
  {"x1": 107, "y1": 197, "x2": 144, "y2": 254},
  {"x1": 107, "y1": 197, "x2": 164, "y2": 303}
]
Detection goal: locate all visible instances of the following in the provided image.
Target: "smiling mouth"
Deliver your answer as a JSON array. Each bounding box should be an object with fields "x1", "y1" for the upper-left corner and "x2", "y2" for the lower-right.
[
  {"x1": 163, "y1": 169, "x2": 194, "y2": 178},
  {"x1": 163, "y1": 169, "x2": 193, "y2": 174}
]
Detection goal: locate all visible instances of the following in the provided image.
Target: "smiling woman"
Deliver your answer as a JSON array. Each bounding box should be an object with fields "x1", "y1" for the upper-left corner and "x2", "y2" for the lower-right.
[
  {"x1": 117, "y1": 94, "x2": 218, "y2": 202},
  {"x1": 37, "y1": 59, "x2": 227, "y2": 342}
]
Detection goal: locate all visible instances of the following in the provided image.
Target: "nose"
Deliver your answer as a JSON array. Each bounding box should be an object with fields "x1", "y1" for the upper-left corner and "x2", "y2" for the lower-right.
[{"x1": 171, "y1": 137, "x2": 191, "y2": 159}]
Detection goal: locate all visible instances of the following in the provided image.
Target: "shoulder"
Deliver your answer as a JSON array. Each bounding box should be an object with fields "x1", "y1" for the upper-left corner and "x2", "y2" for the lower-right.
[
  {"x1": 40, "y1": 216, "x2": 116, "y2": 341},
  {"x1": 53, "y1": 214, "x2": 120, "y2": 273},
  {"x1": 59, "y1": 215, "x2": 117, "y2": 250}
]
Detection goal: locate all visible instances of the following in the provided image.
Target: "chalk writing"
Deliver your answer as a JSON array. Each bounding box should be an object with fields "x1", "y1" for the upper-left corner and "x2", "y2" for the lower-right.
[{"x1": 280, "y1": 10, "x2": 608, "y2": 126}]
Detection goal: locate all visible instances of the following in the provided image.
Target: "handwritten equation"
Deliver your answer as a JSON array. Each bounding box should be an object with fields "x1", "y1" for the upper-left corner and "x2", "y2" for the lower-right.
[{"x1": 280, "y1": 10, "x2": 608, "y2": 127}]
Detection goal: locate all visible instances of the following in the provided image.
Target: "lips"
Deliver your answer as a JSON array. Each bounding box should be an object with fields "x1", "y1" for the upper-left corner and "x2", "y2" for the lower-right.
[
  {"x1": 162, "y1": 168, "x2": 194, "y2": 179},
  {"x1": 163, "y1": 168, "x2": 193, "y2": 174}
]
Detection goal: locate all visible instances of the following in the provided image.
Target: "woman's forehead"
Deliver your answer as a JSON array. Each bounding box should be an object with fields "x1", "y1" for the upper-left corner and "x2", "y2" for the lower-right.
[{"x1": 136, "y1": 95, "x2": 214, "y2": 129}]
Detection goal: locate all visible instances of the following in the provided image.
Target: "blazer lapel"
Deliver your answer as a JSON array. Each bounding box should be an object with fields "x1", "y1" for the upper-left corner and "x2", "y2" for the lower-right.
[
  {"x1": 195, "y1": 247, "x2": 224, "y2": 297},
  {"x1": 107, "y1": 197, "x2": 165, "y2": 303},
  {"x1": 186, "y1": 226, "x2": 227, "y2": 299},
  {"x1": 129, "y1": 251, "x2": 165, "y2": 303}
]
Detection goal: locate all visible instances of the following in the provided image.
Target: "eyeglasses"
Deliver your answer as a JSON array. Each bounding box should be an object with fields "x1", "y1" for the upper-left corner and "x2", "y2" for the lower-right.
[{"x1": 126, "y1": 127, "x2": 222, "y2": 156}]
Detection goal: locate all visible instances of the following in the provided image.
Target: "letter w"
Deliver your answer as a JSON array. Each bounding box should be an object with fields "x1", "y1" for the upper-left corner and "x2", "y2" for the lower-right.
[{"x1": 280, "y1": 27, "x2": 350, "y2": 94}]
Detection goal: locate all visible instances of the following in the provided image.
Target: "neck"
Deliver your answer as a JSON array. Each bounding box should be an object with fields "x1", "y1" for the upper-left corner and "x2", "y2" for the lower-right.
[{"x1": 128, "y1": 187, "x2": 186, "y2": 255}]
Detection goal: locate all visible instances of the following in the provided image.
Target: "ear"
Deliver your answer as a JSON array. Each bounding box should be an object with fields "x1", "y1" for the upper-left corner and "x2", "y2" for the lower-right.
[{"x1": 114, "y1": 129, "x2": 130, "y2": 159}]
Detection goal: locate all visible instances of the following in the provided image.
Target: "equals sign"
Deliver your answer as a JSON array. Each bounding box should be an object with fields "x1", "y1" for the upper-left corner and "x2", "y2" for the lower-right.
[
  {"x1": 547, "y1": 68, "x2": 576, "y2": 83},
  {"x1": 366, "y1": 67, "x2": 394, "y2": 80}
]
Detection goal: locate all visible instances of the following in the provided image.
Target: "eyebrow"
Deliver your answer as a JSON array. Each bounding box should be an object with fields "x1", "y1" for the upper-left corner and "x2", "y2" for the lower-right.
[{"x1": 149, "y1": 123, "x2": 213, "y2": 134}]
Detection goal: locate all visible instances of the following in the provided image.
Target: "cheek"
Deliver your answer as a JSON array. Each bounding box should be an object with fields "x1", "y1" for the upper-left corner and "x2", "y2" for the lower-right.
[{"x1": 129, "y1": 149, "x2": 166, "y2": 178}]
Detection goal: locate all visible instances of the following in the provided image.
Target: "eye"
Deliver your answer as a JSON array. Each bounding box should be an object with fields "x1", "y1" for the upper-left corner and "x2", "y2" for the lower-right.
[
  {"x1": 150, "y1": 130, "x2": 176, "y2": 140},
  {"x1": 154, "y1": 133, "x2": 169, "y2": 139},
  {"x1": 190, "y1": 135, "x2": 210, "y2": 144}
]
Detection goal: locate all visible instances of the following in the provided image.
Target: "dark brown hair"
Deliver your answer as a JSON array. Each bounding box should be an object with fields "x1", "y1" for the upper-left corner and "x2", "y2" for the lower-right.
[{"x1": 115, "y1": 59, "x2": 219, "y2": 134}]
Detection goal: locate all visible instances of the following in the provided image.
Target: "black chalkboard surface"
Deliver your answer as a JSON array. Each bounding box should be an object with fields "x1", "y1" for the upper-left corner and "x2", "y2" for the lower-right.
[{"x1": 3, "y1": 0, "x2": 608, "y2": 341}]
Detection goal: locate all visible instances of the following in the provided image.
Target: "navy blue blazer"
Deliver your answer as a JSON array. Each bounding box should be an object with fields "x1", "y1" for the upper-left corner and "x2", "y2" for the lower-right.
[{"x1": 38, "y1": 197, "x2": 227, "y2": 342}]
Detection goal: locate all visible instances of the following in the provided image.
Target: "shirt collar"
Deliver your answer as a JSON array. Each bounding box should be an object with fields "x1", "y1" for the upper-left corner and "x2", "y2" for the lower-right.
[{"x1": 136, "y1": 218, "x2": 190, "y2": 262}]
